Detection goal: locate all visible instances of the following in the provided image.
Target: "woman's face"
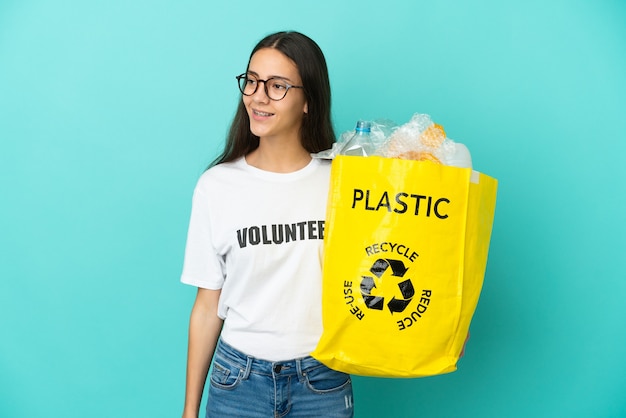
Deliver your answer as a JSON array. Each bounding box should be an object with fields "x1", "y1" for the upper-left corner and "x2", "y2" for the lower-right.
[{"x1": 243, "y1": 48, "x2": 308, "y2": 144}]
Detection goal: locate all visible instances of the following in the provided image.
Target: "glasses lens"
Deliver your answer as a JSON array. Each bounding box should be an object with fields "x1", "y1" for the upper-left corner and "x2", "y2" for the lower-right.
[
  {"x1": 237, "y1": 74, "x2": 256, "y2": 96},
  {"x1": 266, "y1": 78, "x2": 288, "y2": 100}
]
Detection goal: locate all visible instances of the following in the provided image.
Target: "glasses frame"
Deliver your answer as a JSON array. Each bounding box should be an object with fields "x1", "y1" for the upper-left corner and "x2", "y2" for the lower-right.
[{"x1": 236, "y1": 73, "x2": 304, "y2": 101}]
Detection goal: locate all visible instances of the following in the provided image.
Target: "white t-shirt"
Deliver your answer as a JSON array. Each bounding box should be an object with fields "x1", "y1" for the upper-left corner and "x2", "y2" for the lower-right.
[{"x1": 181, "y1": 157, "x2": 331, "y2": 361}]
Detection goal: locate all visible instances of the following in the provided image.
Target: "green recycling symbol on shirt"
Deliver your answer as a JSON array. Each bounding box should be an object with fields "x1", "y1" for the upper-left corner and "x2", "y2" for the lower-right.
[{"x1": 360, "y1": 258, "x2": 415, "y2": 313}]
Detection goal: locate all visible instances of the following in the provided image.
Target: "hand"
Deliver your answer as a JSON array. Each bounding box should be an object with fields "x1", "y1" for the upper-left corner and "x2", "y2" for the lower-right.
[{"x1": 459, "y1": 332, "x2": 470, "y2": 358}]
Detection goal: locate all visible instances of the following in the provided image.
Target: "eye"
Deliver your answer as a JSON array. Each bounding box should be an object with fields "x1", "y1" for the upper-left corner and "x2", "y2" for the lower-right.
[
  {"x1": 246, "y1": 77, "x2": 257, "y2": 86},
  {"x1": 270, "y1": 80, "x2": 288, "y2": 91}
]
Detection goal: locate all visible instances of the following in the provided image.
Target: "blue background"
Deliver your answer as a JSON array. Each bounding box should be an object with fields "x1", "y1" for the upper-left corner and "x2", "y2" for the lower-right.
[{"x1": 1, "y1": 1, "x2": 625, "y2": 417}]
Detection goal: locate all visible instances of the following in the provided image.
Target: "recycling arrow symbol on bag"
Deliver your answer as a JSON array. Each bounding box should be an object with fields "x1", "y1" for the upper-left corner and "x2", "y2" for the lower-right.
[{"x1": 360, "y1": 258, "x2": 415, "y2": 313}]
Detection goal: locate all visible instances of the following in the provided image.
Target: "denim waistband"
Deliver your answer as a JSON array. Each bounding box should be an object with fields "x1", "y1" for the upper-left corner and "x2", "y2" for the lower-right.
[{"x1": 214, "y1": 339, "x2": 324, "y2": 379}]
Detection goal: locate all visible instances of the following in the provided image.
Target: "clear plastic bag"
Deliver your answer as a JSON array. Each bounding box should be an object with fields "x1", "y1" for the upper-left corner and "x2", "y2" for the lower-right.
[{"x1": 314, "y1": 113, "x2": 472, "y2": 168}]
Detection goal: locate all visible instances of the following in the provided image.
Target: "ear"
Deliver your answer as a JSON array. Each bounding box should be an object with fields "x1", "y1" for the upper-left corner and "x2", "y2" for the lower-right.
[{"x1": 303, "y1": 102, "x2": 308, "y2": 114}]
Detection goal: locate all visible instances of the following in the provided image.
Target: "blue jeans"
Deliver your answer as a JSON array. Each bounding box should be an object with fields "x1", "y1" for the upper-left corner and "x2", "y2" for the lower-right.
[{"x1": 206, "y1": 339, "x2": 354, "y2": 417}]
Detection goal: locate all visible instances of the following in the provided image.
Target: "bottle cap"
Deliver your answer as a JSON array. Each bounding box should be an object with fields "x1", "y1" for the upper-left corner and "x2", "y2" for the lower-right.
[{"x1": 355, "y1": 120, "x2": 371, "y2": 133}]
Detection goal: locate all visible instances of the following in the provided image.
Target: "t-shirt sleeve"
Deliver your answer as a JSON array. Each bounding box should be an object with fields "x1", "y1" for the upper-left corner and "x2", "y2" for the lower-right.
[{"x1": 180, "y1": 178, "x2": 225, "y2": 289}]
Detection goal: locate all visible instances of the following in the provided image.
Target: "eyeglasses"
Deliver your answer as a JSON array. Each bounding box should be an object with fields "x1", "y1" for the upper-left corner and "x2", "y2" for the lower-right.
[{"x1": 236, "y1": 73, "x2": 304, "y2": 101}]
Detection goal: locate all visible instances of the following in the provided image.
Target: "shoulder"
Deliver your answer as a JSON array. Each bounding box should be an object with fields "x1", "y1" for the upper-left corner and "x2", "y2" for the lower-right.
[
  {"x1": 303, "y1": 158, "x2": 332, "y2": 187},
  {"x1": 195, "y1": 158, "x2": 247, "y2": 190},
  {"x1": 205, "y1": 157, "x2": 246, "y2": 177},
  {"x1": 312, "y1": 157, "x2": 332, "y2": 174}
]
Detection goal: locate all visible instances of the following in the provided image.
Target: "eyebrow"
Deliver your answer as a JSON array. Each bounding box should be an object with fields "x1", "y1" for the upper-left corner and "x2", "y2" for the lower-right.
[{"x1": 247, "y1": 70, "x2": 292, "y2": 82}]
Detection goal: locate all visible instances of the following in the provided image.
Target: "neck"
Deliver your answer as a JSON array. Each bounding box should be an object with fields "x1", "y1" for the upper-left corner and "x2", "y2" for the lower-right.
[{"x1": 246, "y1": 138, "x2": 312, "y2": 173}]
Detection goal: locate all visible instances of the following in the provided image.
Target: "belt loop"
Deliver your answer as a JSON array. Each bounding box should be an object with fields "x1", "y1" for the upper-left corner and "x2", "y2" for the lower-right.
[
  {"x1": 296, "y1": 358, "x2": 305, "y2": 381},
  {"x1": 242, "y1": 355, "x2": 253, "y2": 380}
]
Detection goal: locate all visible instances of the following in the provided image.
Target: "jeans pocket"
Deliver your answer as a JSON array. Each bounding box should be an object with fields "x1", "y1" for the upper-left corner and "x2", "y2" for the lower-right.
[
  {"x1": 209, "y1": 359, "x2": 244, "y2": 390},
  {"x1": 304, "y1": 364, "x2": 352, "y2": 394}
]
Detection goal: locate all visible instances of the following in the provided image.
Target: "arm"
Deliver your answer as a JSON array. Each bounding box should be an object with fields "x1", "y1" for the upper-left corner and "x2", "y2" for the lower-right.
[{"x1": 182, "y1": 288, "x2": 224, "y2": 418}]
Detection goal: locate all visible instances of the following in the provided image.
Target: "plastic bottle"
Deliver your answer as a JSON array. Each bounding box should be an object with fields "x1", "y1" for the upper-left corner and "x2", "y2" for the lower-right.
[{"x1": 340, "y1": 120, "x2": 374, "y2": 156}]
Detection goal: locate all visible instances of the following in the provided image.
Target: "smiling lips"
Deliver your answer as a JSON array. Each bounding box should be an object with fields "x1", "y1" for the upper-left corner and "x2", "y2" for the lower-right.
[{"x1": 251, "y1": 109, "x2": 275, "y2": 120}]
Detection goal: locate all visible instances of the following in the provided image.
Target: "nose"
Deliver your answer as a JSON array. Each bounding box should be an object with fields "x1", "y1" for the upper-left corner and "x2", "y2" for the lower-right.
[{"x1": 251, "y1": 80, "x2": 270, "y2": 102}]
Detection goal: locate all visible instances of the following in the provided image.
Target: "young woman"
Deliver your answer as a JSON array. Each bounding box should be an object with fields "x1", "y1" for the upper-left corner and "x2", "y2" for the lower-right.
[{"x1": 180, "y1": 31, "x2": 354, "y2": 418}]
